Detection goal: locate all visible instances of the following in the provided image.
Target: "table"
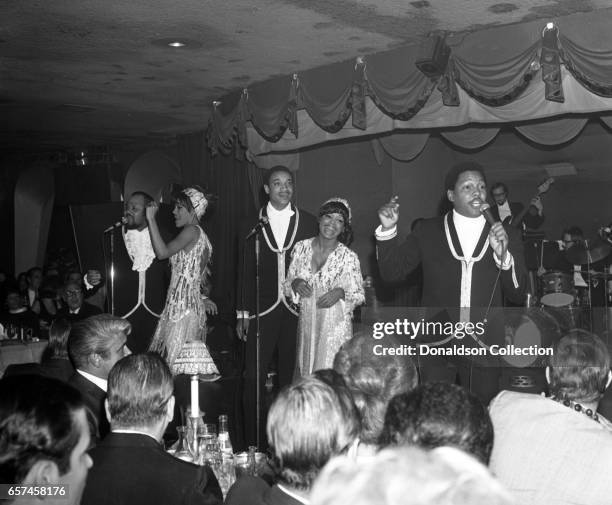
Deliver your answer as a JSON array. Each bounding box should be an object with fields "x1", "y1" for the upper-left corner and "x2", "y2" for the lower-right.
[{"x1": 0, "y1": 341, "x2": 48, "y2": 375}]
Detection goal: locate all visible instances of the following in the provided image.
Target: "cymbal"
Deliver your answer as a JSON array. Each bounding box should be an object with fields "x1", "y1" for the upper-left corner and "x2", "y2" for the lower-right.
[{"x1": 565, "y1": 239, "x2": 612, "y2": 265}]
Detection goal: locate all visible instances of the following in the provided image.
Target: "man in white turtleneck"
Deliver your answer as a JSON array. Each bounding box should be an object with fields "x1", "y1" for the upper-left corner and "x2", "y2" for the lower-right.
[{"x1": 375, "y1": 161, "x2": 527, "y2": 403}]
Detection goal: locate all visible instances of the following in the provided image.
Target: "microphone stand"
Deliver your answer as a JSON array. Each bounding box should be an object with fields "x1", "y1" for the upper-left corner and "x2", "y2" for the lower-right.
[
  {"x1": 109, "y1": 228, "x2": 116, "y2": 315},
  {"x1": 255, "y1": 231, "x2": 261, "y2": 450}
]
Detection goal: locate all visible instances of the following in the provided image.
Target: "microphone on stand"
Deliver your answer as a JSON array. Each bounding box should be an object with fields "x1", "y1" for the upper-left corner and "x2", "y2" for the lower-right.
[
  {"x1": 103, "y1": 216, "x2": 128, "y2": 233},
  {"x1": 479, "y1": 203, "x2": 507, "y2": 258},
  {"x1": 246, "y1": 216, "x2": 269, "y2": 240}
]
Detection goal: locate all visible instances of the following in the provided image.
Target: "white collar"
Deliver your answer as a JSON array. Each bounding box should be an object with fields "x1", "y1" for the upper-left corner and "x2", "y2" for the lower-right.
[
  {"x1": 267, "y1": 202, "x2": 294, "y2": 218},
  {"x1": 77, "y1": 369, "x2": 108, "y2": 392},
  {"x1": 112, "y1": 429, "x2": 160, "y2": 442},
  {"x1": 277, "y1": 484, "x2": 309, "y2": 505}
]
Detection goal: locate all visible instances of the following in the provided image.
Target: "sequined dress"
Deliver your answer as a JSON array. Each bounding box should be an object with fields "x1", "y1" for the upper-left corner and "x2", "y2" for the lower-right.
[
  {"x1": 285, "y1": 239, "x2": 365, "y2": 377},
  {"x1": 149, "y1": 226, "x2": 219, "y2": 378}
]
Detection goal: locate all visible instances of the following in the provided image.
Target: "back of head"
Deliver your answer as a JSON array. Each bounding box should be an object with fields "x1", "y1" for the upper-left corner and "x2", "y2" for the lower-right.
[
  {"x1": 310, "y1": 446, "x2": 513, "y2": 505},
  {"x1": 47, "y1": 318, "x2": 71, "y2": 359},
  {"x1": 0, "y1": 375, "x2": 85, "y2": 484},
  {"x1": 379, "y1": 382, "x2": 493, "y2": 465},
  {"x1": 333, "y1": 331, "x2": 418, "y2": 444},
  {"x1": 68, "y1": 314, "x2": 131, "y2": 370},
  {"x1": 267, "y1": 375, "x2": 360, "y2": 490},
  {"x1": 107, "y1": 352, "x2": 173, "y2": 430},
  {"x1": 549, "y1": 330, "x2": 611, "y2": 403}
]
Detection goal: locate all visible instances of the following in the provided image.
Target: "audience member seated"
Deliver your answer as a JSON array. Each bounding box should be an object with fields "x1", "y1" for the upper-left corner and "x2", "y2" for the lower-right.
[
  {"x1": 82, "y1": 352, "x2": 222, "y2": 505},
  {"x1": 68, "y1": 314, "x2": 131, "y2": 439},
  {"x1": 489, "y1": 330, "x2": 612, "y2": 505},
  {"x1": 0, "y1": 286, "x2": 40, "y2": 339},
  {"x1": 225, "y1": 375, "x2": 361, "y2": 505},
  {"x1": 39, "y1": 317, "x2": 75, "y2": 381},
  {"x1": 38, "y1": 274, "x2": 64, "y2": 323},
  {"x1": 310, "y1": 446, "x2": 514, "y2": 505},
  {"x1": 0, "y1": 375, "x2": 93, "y2": 505},
  {"x1": 57, "y1": 281, "x2": 102, "y2": 321},
  {"x1": 333, "y1": 332, "x2": 417, "y2": 457},
  {"x1": 378, "y1": 382, "x2": 494, "y2": 464},
  {"x1": 25, "y1": 266, "x2": 43, "y2": 315}
]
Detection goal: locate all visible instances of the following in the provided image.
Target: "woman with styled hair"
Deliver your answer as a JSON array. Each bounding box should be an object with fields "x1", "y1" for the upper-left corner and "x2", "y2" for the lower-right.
[
  {"x1": 146, "y1": 185, "x2": 219, "y2": 379},
  {"x1": 285, "y1": 198, "x2": 365, "y2": 377}
]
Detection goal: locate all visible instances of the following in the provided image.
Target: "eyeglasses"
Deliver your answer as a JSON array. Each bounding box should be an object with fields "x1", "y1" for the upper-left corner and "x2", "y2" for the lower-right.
[{"x1": 65, "y1": 290, "x2": 82, "y2": 297}]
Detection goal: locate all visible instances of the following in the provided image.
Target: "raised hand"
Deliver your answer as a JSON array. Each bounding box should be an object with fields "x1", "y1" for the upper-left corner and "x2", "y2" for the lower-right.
[
  {"x1": 489, "y1": 222, "x2": 508, "y2": 260},
  {"x1": 378, "y1": 196, "x2": 399, "y2": 230},
  {"x1": 145, "y1": 201, "x2": 159, "y2": 221}
]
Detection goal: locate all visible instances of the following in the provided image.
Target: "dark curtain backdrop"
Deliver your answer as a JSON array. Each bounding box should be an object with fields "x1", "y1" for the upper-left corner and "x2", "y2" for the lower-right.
[{"x1": 177, "y1": 133, "x2": 259, "y2": 315}]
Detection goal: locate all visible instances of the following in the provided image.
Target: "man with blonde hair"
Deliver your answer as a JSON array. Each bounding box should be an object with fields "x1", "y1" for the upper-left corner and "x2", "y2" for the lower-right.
[{"x1": 226, "y1": 375, "x2": 360, "y2": 505}]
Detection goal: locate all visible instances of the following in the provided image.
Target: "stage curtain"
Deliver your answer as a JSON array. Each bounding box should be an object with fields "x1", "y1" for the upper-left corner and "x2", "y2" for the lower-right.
[
  {"x1": 199, "y1": 147, "x2": 256, "y2": 314},
  {"x1": 515, "y1": 117, "x2": 588, "y2": 145},
  {"x1": 560, "y1": 35, "x2": 612, "y2": 97},
  {"x1": 365, "y1": 45, "x2": 437, "y2": 121},
  {"x1": 298, "y1": 60, "x2": 354, "y2": 133},
  {"x1": 375, "y1": 132, "x2": 430, "y2": 162},
  {"x1": 600, "y1": 116, "x2": 612, "y2": 130},
  {"x1": 441, "y1": 127, "x2": 500, "y2": 149}
]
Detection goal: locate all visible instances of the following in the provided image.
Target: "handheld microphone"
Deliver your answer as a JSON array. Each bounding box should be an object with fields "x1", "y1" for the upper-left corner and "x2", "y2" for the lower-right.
[
  {"x1": 480, "y1": 203, "x2": 507, "y2": 258},
  {"x1": 246, "y1": 216, "x2": 269, "y2": 239},
  {"x1": 103, "y1": 216, "x2": 128, "y2": 233}
]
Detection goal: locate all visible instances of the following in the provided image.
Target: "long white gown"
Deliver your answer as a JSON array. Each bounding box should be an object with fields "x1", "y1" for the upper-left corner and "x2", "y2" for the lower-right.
[{"x1": 285, "y1": 238, "x2": 364, "y2": 377}]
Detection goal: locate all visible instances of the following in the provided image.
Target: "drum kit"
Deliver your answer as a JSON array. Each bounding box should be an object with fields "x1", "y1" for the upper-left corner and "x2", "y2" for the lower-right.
[{"x1": 500, "y1": 236, "x2": 612, "y2": 393}]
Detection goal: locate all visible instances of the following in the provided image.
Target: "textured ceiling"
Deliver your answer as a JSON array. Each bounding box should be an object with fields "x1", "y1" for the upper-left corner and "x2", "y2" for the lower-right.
[{"x1": 1, "y1": 0, "x2": 609, "y2": 152}]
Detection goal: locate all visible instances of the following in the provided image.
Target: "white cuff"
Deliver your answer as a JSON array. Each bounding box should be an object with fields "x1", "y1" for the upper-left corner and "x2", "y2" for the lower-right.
[
  {"x1": 493, "y1": 251, "x2": 514, "y2": 270},
  {"x1": 375, "y1": 225, "x2": 397, "y2": 241},
  {"x1": 83, "y1": 275, "x2": 93, "y2": 290},
  {"x1": 236, "y1": 310, "x2": 249, "y2": 319}
]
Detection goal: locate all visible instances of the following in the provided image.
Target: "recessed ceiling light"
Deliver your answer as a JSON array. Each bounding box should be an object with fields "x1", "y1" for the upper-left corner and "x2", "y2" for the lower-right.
[
  {"x1": 151, "y1": 38, "x2": 202, "y2": 49},
  {"x1": 168, "y1": 41, "x2": 185, "y2": 48}
]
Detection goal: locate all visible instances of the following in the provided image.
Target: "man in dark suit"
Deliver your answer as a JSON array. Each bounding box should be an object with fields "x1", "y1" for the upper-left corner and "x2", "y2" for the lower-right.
[
  {"x1": 82, "y1": 352, "x2": 223, "y2": 505},
  {"x1": 490, "y1": 181, "x2": 544, "y2": 230},
  {"x1": 376, "y1": 162, "x2": 528, "y2": 403},
  {"x1": 113, "y1": 191, "x2": 170, "y2": 353},
  {"x1": 68, "y1": 314, "x2": 131, "y2": 439},
  {"x1": 57, "y1": 280, "x2": 103, "y2": 321},
  {"x1": 236, "y1": 166, "x2": 318, "y2": 448}
]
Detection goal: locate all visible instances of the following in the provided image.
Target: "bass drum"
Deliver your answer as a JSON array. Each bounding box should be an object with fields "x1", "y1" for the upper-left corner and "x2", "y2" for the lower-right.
[{"x1": 501, "y1": 308, "x2": 561, "y2": 368}]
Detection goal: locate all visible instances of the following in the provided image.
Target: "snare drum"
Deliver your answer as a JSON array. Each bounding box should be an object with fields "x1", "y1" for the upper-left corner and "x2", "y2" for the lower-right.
[{"x1": 540, "y1": 271, "x2": 575, "y2": 307}]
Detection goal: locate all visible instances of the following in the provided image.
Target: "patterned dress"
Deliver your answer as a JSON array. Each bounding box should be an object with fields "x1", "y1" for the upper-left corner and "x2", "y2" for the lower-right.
[
  {"x1": 285, "y1": 239, "x2": 365, "y2": 377},
  {"x1": 149, "y1": 226, "x2": 219, "y2": 378}
]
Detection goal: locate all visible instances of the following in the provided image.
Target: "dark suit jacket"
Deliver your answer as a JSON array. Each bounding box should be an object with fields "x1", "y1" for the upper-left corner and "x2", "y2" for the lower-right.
[
  {"x1": 3, "y1": 358, "x2": 74, "y2": 383},
  {"x1": 68, "y1": 372, "x2": 109, "y2": 439},
  {"x1": 113, "y1": 228, "x2": 170, "y2": 353},
  {"x1": 82, "y1": 433, "x2": 223, "y2": 505},
  {"x1": 57, "y1": 302, "x2": 103, "y2": 322},
  {"x1": 225, "y1": 476, "x2": 302, "y2": 505},
  {"x1": 491, "y1": 201, "x2": 544, "y2": 230},
  {"x1": 236, "y1": 205, "x2": 318, "y2": 316}
]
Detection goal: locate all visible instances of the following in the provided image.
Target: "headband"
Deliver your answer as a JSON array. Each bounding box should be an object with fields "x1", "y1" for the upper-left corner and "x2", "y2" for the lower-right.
[
  {"x1": 183, "y1": 188, "x2": 208, "y2": 218},
  {"x1": 324, "y1": 197, "x2": 352, "y2": 224}
]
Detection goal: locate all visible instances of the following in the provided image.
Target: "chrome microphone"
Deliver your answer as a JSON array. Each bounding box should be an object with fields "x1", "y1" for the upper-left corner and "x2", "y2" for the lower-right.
[
  {"x1": 479, "y1": 203, "x2": 497, "y2": 226},
  {"x1": 103, "y1": 216, "x2": 128, "y2": 233},
  {"x1": 246, "y1": 216, "x2": 269, "y2": 239}
]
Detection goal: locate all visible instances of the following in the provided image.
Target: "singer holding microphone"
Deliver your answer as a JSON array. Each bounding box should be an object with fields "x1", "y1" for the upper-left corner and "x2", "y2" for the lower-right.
[
  {"x1": 376, "y1": 162, "x2": 527, "y2": 403},
  {"x1": 236, "y1": 166, "x2": 317, "y2": 448}
]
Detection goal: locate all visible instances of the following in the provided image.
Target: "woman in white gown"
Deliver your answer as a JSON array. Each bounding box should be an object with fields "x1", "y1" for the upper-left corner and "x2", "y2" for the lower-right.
[
  {"x1": 146, "y1": 186, "x2": 219, "y2": 379},
  {"x1": 285, "y1": 198, "x2": 365, "y2": 377}
]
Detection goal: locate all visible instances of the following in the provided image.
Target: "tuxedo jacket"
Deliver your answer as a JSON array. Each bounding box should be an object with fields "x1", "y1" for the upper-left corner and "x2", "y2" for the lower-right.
[
  {"x1": 225, "y1": 476, "x2": 303, "y2": 505},
  {"x1": 236, "y1": 205, "x2": 318, "y2": 318},
  {"x1": 491, "y1": 201, "x2": 544, "y2": 229},
  {"x1": 377, "y1": 213, "x2": 527, "y2": 354},
  {"x1": 83, "y1": 433, "x2": 222, "y2": 505},
  {"x1": 57, "y1": 302, "x2": 102, "y2": 322},
  {"x1": 112, "y1": 228, "x2": 170, "y2": 353},
  {"x1": 68, "y1": 372, "x2": 109, "y2": 439}
]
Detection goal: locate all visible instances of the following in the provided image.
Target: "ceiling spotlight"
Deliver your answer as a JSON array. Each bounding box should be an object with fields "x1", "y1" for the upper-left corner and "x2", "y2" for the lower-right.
[
  {"x1": 545, "y1": 22, "x2": 555, "y2": 30},
  {"x1": 168, "y1": 41, "x2": 186, "y2": 48}
]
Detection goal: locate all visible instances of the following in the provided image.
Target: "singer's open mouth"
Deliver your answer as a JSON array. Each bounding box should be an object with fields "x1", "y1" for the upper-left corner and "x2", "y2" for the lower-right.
[{"x1": 470, "y1": 199, "x2": 483, "y2": 207}]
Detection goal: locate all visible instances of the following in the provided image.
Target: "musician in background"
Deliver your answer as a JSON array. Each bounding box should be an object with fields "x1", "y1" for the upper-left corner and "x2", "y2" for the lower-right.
[{"x1": 490, "y1": 182, "x2": 544, "y2": 230}]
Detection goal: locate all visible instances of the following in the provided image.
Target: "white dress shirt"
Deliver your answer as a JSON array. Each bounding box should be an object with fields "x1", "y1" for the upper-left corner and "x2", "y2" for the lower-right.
[
  {"x1": 267, "y1": 202, "x2": 294, "y2": 248},
  {"x1": 77, "y1": 369, "x2": 108, "y2": 392}
]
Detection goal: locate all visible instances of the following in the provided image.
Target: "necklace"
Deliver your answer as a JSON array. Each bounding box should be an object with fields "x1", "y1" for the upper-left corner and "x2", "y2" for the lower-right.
[{"x1": 550, "y1": 396, "x2": 600, "y2": 423}]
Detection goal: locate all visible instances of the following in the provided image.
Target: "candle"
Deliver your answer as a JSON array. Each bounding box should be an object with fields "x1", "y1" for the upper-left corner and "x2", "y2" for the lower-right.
[{"x1": 190, "y1": 375, "x2": 199, "y2": 418}]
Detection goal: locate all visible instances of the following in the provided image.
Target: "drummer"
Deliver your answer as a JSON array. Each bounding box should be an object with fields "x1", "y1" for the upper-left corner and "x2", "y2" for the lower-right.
[{"x1": 551, "y1": 226, "x2": 609, "y2": 307}]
